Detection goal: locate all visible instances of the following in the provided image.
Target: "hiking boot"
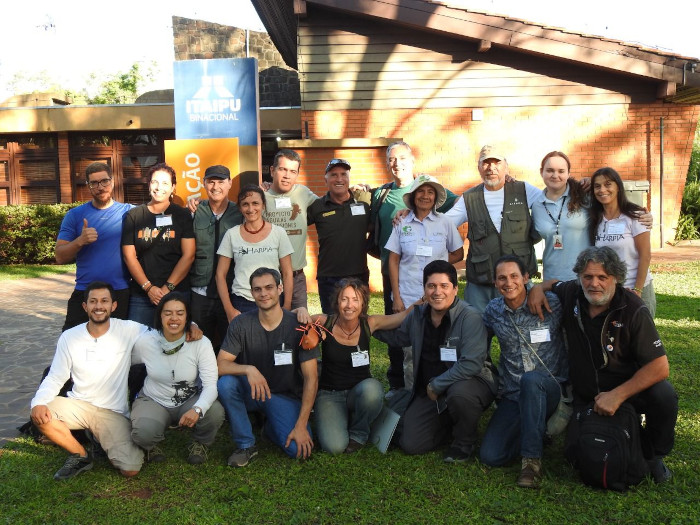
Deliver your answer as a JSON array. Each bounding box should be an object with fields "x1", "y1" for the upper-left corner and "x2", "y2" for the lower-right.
[
  {"x1": 227, "y1": 446, "x2": 258, "y2": 467},
  {"x1": 344, "y1": 439, "x2": 364, "y2": 454},
  {"x1": 517, "y1": 457, "x2": 542, "y2": 489},
  {"x1": 147, "y1": 445, "x2": 166, "y2": 463},
  {"x1": 443, "y1": 446, "x2": 473, "y2": 463},
  {"x1": 648, "y1": 457, "x2": 673, "y2": 484},
  {"x1": 187, "y1": 442, "x2": 209, "y2": 465},
  {"x1": 54, "y1": 453, "x2": 93, "y2": 481}
]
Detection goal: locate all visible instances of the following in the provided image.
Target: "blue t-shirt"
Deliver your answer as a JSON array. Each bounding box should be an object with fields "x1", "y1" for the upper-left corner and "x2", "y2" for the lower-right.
[{"x1": 57, "y1": 201, "x2": 132, "y2": 290}]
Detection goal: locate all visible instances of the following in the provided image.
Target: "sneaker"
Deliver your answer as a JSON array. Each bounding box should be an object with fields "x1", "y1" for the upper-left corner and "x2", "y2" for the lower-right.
[
  {"x1": 227, "y1": 446, "x2": 258, "y2": 467},
  {"x1": 147, "y1": 445, "x2": 166, "y2": 463},
  {"x1": 53, "y1": 453, "x2": 93, "y2": 481},
  {"x1": 187, "y1": 442, "x2": 209, "y2": 465},
  {"x1": 517, "y1": 457, "x2": 542, "y2": 489},
  {"x1": 648, "y1": 457, "x2": 673, "y2": 484},
  {"x1": 443, "y1": 446, "x2": 473, "y2": 463},
  {"x1": 344, "y1": 439, "x2": 364, "y2": 454}
]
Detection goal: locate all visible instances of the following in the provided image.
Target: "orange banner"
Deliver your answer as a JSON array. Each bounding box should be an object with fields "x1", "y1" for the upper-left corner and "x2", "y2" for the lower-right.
[{"x1": 165, "y1": 138, "x2": 240, "y2": 206}]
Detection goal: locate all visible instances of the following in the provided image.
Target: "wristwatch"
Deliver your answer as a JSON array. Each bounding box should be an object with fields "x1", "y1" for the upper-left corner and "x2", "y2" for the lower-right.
[
  {"x1": 194, "y1": 406, "x2": 203, "y2": 418},
  {"x1": 165, "y1": 282, "x2": 176, "y2": 292}
]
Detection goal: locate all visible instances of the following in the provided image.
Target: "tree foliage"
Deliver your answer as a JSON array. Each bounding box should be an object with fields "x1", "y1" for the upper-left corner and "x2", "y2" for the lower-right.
[{"x1": 88, "y1": 62, "x2": 156, "y2": 105}]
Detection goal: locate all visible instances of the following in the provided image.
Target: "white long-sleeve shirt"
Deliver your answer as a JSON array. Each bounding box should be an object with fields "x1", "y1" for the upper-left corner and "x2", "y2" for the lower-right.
[
  {"x1": 131, "y1": 331, "x2": 219, "y2": 415},
  {"x1": 31, "y1": 319, "x2": 149, "y2": 417}
]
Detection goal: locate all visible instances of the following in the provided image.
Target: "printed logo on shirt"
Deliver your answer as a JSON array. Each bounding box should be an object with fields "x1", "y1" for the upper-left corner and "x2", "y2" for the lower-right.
[
  {"x1": 401, "y1": 225, "x2": 413, "y2": 235},
  {"x1": 611, "y1": 321, "x2": 624, "y2": 328},
  {"x1": 137, "y1": 227, "x2": 175, "y2": 242},
  {"x1": 653, "y1": 339, "x2": 663, "y2": 348},
  {"x1": 238, "y1": 246, "x2": 277, "y2": 255}
]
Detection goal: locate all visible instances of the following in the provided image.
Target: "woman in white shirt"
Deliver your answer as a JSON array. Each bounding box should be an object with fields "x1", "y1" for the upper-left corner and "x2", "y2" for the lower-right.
[
  {"x1": 589, "y1": 167, "x2": 655, "y2": 316},
  {"x1": 130, "y1": 292, "x2": 224, "y2": 464}
]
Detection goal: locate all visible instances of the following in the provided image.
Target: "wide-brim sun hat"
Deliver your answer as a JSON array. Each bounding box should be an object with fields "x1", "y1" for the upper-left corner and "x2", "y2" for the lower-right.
[{"x1": 403, "y1": 174, "x2": 447, "y2": 210}]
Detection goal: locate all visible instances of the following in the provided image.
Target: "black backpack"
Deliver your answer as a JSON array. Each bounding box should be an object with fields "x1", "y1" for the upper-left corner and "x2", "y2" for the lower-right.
[{"x1": 570, "y1": 402, "x2": 649, "y2": 491}]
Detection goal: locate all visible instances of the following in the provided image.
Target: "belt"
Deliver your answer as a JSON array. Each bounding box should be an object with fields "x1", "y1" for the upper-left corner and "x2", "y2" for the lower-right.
[{"x1": 292, "y1": 269, "x2": 305, "y2": 277}]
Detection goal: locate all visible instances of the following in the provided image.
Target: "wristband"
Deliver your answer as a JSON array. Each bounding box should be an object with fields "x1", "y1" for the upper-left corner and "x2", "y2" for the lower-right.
[
  {"x1": 633, "y1": 287, "x2": 642, "y2": 293},
  {"x1": 141, "y1": 280, "x2": 151, "y2": 290},
  {"x1": 145, "y1": 284, "x2": 153, "y2": 293}
]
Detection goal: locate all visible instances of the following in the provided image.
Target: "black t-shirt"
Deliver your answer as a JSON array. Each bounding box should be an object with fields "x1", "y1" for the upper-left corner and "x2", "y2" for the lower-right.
[
  {"x1": 319, "y1": 316, "x2": 372, "y2": 391},
  {"x1": 417, "y1": 309, "x2": 452, "y2": 390},
  {"x1": 121, "y1": 203, "x2": 195, "y2": 296},
  {"x1": 221, "y1": 310, "x2": 320, "y2": 399},
  {"x1": 307, "y1": 193, "x2": 370, "y2": 277}
]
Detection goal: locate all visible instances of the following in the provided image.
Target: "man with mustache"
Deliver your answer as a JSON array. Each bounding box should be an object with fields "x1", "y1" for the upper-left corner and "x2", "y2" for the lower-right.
[
  {"x1": 528, "y1": 246, "x2": 677, "y2": 484},
  {"x1": 55, "y1": 162, "x2": 132, "y2": 330}
]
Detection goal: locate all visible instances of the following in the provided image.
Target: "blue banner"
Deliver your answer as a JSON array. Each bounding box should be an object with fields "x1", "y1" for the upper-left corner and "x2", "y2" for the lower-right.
[{"x1": 173, "y1": 58, "x2": 259, "y2": 144}]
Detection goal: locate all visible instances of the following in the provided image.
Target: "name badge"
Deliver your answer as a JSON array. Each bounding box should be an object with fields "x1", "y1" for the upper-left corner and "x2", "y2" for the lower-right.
[
  {"x1": 275, "y1": 197, "x2": 292, "y2": 210},
  {"x1": 156, "y1": 215, "x2": 173, "y2": 227},
  {"x1": 606, "y1": 222, "x2": 625, "y2": 235},
  {"x1": 440, "y1": 347, "x2": 457, "y2": 362},
  {"x1": 273, "y1": 343, "x2": 293, "y2": 366},
  {"x1": 553, "y1": 234, "x2": 564, "y2": 250},
  {"x1": 530, "y1": 328, "x2": 551, "y2": 343},
  {"x1": 416, "y1": 245, "x2": 433, "y2": 257},
  {"x1": 351, "y1": 348, "x2": 370, "y2": 367},
  {"x1": 350, "y1": 204, "x2": 366, "y2": 216}
]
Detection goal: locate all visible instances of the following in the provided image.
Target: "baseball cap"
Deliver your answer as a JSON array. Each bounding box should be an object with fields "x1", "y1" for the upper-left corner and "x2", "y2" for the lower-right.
[
  {"x1": 325, "y1": 158, "x2": 351, "y2": 173},
  {"x1": 204, "y1": 165, "x2": 231, "y2": 179},
  {"x1": 478, "y1": 145, "x2": 506, "y2": 163}
]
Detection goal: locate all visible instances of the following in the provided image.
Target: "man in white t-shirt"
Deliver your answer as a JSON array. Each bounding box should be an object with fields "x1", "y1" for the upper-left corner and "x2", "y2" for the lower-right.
[
  {"x1": 445, "y1": 145, "x2": 542, "y2": 313},
  {"x1": 263, "y1": 149, "x2": 319, "y2": 309},
  {"x1": 30, "y1": 281, "x2": 147, "y2": 480}
]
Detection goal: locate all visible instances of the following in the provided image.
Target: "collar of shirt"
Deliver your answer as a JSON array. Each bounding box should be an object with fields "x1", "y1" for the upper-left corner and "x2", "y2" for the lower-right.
[
  {"x1": 538, "y1": 184, "x2": 571, "y2": 205},
  {"x1": 406, "y1": 209, "x2": 439, "y2": 223}
]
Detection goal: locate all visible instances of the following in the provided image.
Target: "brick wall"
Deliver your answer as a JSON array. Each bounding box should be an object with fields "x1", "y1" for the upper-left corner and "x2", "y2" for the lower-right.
[
  {"x1": 172, "y1": 16, "x2": 300, "y2": 107},
  {"x1": 301, "y1": 102, "x2": 700, "y2": 248}
]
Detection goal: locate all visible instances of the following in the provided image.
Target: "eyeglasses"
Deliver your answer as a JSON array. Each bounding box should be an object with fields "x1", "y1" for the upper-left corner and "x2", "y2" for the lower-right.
[{"x1": 87, "y1": 178, "x2": 112, "y2": 189}]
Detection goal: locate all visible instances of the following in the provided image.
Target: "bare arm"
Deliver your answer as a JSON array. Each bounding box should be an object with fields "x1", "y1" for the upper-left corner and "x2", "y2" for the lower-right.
[
  {"x1": 388, "y1": 251, "x2": 404, "y2": 312},
  {"x1": 279, "y1": 254, "x2": 293, "y2": 310},
  {"x1": 285, "y1": 358, "x2": 318, "y2": 458},
  {"x1": 368, "y1": 302, "x2": 416, "y2": 332},
  {"x1": 159, "y1": 237, "x2": 196, "y2": 295},
  {"x1": 594, "y1": 355, "x2": 669, "y2": 416},
  {"x1": 632, "y1": 231, "x2": 651, "y2": 296},
  {"x1": 122, "y1": 244, "x2": 164, "y2": 305},
  {"x1": 55, "y1": 218, "x2": 98, "y2": 264},
  {"x1": 527, "y1": 280, "x2": 559, "y2": 320},
  {"x1": 215, "y1": 255, "x2": 239, "y2": 322},
  {"x1": 216, "y1": 349, "x2": 270, "y2": 401},
  {"x1": 447, "y1": 247, "x2": 464, "y2": 265}
]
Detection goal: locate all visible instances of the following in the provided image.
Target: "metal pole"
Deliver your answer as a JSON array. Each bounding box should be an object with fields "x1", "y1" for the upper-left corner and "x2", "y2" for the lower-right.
[{"x1": 659, "y1": 117, "x2": 664, "y2": 248}]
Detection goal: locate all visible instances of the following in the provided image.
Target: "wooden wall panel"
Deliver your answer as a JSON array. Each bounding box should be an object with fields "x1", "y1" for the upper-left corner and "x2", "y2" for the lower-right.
[{"x1": 297, "y1": 12, "x2": 658, "y2": 110}]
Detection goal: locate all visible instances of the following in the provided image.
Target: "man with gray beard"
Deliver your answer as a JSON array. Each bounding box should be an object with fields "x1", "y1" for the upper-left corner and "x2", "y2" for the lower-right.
[{"x1": 528, "y1": 246, "x2": 677, "y2": 483}]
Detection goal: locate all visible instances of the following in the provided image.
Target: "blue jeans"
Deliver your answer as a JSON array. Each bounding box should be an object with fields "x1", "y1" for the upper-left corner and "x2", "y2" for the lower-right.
[
  {"x1": 314, "y1": 378, "x2": 384, "y2": 454},
  {"x1": 217, "y1": 374, "x2": 311, "y2": 458},
  {"x1": 231, "y1": 293, "x2": 258, "y2": 314},
  {"x1": 480, "y1": 371, "x2": 561, "y2": 465},
  {"x1": 127, "y1": 293, "x2": 157, "y2": 327}
]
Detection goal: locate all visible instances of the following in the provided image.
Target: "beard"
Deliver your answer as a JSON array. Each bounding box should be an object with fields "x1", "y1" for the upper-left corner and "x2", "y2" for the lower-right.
[{"x1": 582, "y1": 287, "x2": 614, "y2": 307}]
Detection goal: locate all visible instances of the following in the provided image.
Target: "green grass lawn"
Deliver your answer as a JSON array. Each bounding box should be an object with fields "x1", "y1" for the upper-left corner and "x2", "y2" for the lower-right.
[
  {"x1": 0, "y1": 264, "x2": 75, "y2": 281},
  {"x1": 1, "y1": 262, "x2": 699, "y2": 524}
]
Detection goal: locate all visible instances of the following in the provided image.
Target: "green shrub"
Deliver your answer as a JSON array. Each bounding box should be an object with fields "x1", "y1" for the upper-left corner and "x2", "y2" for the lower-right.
[{"x1": 0, "y1": 203, "x2": 82, "y2": 264}]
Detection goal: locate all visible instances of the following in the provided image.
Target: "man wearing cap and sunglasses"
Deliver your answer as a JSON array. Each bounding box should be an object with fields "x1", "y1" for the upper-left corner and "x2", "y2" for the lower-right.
[
  {"x1": 55, "y1": 162, "x2": 133, "y2": 330},
  {"x1": 189, "y1": 165, "x2": 242, "y2": 353},
  {"x1": 307, "y1": 158, "x2": 371, "y2": 314}
]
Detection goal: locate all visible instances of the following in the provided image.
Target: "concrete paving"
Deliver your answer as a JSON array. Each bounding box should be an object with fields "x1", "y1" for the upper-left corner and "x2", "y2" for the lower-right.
[
  {"x1": 0, "y1": 241, "x2": 697, "y2": 445},
  {"x1": 0, "y1": 272, "x2": 75, "y2": 445}
]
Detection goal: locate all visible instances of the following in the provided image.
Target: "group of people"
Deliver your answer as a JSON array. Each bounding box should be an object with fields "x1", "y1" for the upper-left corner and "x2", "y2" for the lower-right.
[{"x1": 29, "y1": 142, "x2": 675, "y2": 491}]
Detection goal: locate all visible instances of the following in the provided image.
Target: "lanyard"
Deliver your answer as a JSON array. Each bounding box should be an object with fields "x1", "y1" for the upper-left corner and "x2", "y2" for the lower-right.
[{"x1": 543, "y1": 196, "x2": 567, "y2": 235}]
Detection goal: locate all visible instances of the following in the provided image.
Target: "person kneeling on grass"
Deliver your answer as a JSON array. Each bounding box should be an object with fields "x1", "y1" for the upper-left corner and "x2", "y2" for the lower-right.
[
  {"x1": 372, "y1": 260, "x2": 497, "y2": 461},
  {"x1": 479, "y1": 255, "x2": 568, "y2": 489},
  {"x1": 130, "y1": 292, "x2": 224, "y2": 465},
  {"x1": 30, "y1": 282, "x2": 147, "y2": 480},
  {"x1": 295, "y1": 278, "x2": 413, "y2": 454},
  {"x1": 217, "y1": 267, "x2": 319, "y2": 466}
]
